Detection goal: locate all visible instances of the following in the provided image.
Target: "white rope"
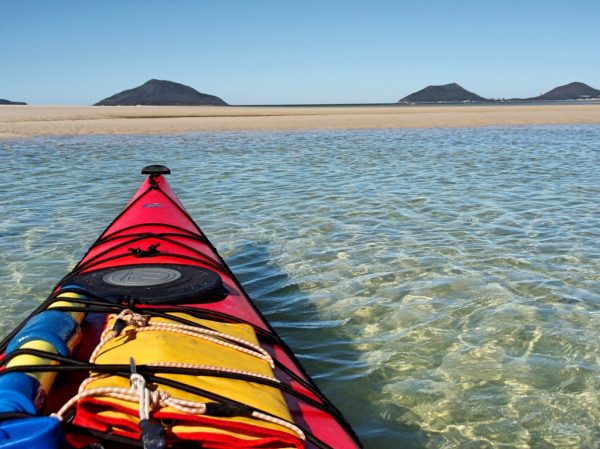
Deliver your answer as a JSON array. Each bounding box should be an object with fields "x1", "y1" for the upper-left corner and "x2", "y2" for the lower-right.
[
  {"x1": 130, "y1": 372, "x2": 150, "y2": 421},
  {"x1": 54, "y1": 310, "x2": 305, "y2": 441},
  {"x1": 90, "y1": 309, "x2": 275, "y2": 369},
  {"x1": 148, "y1": 361, "x2": 281, "y2": 383},
  {"x1": 252, "y1": 410, "x2": 305, "y2": 440},
  {"x1": 52, "y1": 376, "x2": 305, "y2": 441}
]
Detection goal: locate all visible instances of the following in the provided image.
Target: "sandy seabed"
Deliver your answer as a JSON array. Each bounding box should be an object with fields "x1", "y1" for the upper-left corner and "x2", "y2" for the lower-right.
[{"x1": 1, "y1": 103, "x2": 600, "y2": 139}]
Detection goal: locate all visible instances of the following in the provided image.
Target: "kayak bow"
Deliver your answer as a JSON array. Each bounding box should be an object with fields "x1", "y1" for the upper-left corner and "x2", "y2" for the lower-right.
[{"x1": 0, "y1": 165, "x2": 361, "y2": 449}]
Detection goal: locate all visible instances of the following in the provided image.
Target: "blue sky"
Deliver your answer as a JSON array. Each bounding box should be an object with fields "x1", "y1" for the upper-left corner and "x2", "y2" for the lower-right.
[{"x1": 2, "y1": 0, "x2": 599, "y2": 105}]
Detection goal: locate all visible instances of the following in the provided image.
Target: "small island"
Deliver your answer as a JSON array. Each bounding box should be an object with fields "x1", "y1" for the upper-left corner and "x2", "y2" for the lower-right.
[
  {"x1": 399, "y1": 83, "x2": 487, "y2": 104},
  {"x1": 95, "y1": 79, "x2": 228, "y2": 106},
  {"x1": 530, "y1": 82, "x2": 600, "y2": 101},
  {"x1": 399, "y1": 81, "x2": 600, "y2": 104},
  {"x1": 0, "y1": 99, "x2": 27, "y2": 105}
]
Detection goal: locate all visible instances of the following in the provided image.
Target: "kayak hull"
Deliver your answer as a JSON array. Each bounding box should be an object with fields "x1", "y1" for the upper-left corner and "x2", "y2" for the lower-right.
[{"x1": 0, "y1": 167, "x2": 361, "y2": 449}]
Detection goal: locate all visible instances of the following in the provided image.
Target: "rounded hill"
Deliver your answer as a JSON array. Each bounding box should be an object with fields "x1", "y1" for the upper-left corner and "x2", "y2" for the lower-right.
[
  {"x1": 533, "y1": 82, "x2": 600, "y2": 101},
  {"x1": 94, "y1": 79, "x2": 227, "y2": 106},
  {"x1": 0, "y1": 99, "x2": 27, "y2": 105},
  {"x1": 399, "y1": 83, "x2": 488, "y2": 104}
]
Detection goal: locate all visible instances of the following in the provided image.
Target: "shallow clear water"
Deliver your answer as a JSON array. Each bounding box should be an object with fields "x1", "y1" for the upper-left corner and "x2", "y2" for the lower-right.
[{"x1": 1, "y1": 126, "x2": 600, "y2": 448}]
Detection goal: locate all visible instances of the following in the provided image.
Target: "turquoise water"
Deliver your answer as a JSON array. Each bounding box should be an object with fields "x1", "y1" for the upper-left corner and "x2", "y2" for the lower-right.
[{"x1": 1, "y1": 126, "x2": 600, "y2": 448}]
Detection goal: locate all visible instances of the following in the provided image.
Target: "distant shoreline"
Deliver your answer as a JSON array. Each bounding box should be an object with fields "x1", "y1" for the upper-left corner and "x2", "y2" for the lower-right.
[
  {"x1": 2, "y1": 103, "x2": 600, "y2": 139},
  {"x1": 236, "y1": 100, "x2": 600, "y2": 108}
]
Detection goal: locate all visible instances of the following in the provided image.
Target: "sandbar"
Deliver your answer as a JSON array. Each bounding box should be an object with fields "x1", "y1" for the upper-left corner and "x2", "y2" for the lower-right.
[{"x1": 1, "y1": 104, "x2": 600, "y2": 139}]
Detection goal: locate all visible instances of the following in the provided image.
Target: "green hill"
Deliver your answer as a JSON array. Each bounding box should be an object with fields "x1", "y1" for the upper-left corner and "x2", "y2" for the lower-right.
[
  {"x1": 399, "y1": 83, "x2": 488, "y2": 103},
  {"x1": 0, "y1": 99, "x2": 27, "y2": 105},
  {"x1": 531, "y1": 82, "x2": 600, "y2": 101},
  {"x1": 95, "y1": 79, "x2": 228, "y2": 106}
]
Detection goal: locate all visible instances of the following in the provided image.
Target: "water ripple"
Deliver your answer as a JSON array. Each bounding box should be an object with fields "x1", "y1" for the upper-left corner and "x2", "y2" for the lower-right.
[{"x1": 1, "y1": 126, "x2": 600, "y2": 448}]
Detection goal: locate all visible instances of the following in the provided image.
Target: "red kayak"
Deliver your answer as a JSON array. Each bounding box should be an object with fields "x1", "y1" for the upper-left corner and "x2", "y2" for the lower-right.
[{"x1": 0, "y1": 165, "x2": 362, "y2": 449}]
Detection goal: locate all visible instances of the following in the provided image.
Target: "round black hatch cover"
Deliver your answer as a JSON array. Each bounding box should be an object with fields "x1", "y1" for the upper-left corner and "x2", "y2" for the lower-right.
[{"x1": 65, "y1": 264, "x2": 225, "y2": 305}]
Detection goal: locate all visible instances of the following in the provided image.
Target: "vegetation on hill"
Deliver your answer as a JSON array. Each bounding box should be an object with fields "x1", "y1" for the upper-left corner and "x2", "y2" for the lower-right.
[
  {"x1": 531, "y1": 82, "x2": 600, "y2": 101},
  {"x1": 0, "y1": 99, "x2": 27, "y2": 105},
  {"x1": 399, "y1": 81, "x2": 600, "y2": 104},
  {"x1": 95, "y1": 79, "x2": 227, "y2": 106},
  {"x1": 399, "y1": 83, "x2": 488, "y2": 103}
]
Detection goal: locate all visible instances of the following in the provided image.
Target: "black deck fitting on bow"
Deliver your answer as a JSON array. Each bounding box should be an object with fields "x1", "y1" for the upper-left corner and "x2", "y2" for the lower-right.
[{"x1": 142, "y1": 165, "x2": 171, "y2": 176}]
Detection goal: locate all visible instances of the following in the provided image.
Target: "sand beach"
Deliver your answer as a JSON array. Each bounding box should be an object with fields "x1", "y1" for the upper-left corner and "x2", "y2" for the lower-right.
[{"x1": 1, "y1": 103, "x2": 600, "y2": 139}]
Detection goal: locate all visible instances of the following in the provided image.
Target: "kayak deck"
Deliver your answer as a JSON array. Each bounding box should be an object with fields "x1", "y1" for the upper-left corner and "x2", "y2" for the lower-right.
[{"x1": 0, "y1": 166, "x2": 361, "y2": 449}]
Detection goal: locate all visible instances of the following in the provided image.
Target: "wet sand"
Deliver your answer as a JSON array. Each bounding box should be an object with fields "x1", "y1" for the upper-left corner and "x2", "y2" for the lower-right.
[{"x1": 1, "y1": 104, "x2": 600, "y2": 139}]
